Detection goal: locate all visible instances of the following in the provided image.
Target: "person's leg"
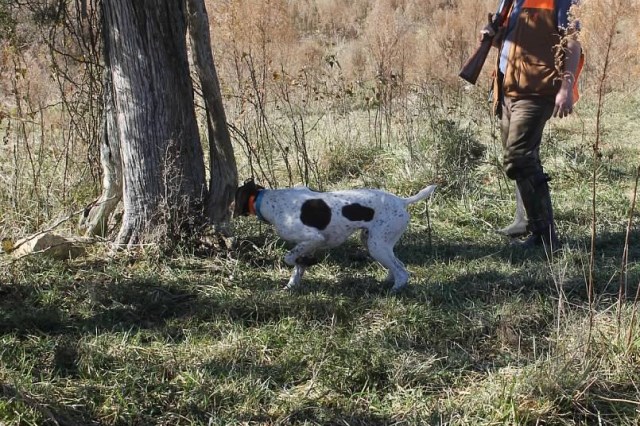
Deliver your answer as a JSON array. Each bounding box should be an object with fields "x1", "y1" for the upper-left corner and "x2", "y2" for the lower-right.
[
  {"x1": 497, "y1": 151, "x2": 543, "y2": 237},
  {"x1": 497, "y1": 95, "x2": 527, "y2": 237},
  {"x1": 502, "y1": 97, "x2": 560, "y2": 251},
  {"x1": 497, "y1": 179, "x2": 528, "y2": 237},
  {"x1": 516, "y1": 172, "x2": 560, "y2": 250}
]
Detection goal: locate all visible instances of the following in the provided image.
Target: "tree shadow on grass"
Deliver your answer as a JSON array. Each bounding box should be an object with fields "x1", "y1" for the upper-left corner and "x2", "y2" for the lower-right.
[
  {"x1": 1, "y1": 256, "x2": 419, "y2": 425},
  {"x1": 306, "y1": 225, "x2": 639, "y2": 308},
  {"x1": 0, "y1": 265, "x2": 374, "y2": 338},
  {"x1": 214, "y1": 410, "x2": 395, "y2": 426},
  {"x1": 3, "y1": 223, "x2": 634, "y2": 338},
  {"x1": 1, "y1": 225, "x2": 637, "y2": 425},
  {"x1": 0, "y1": 383, "x2": 101, "y2": 426}
]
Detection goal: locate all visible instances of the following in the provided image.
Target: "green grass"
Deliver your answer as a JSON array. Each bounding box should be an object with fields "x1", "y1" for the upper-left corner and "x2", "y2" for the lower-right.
[
  {"x1": 2, "y1": 188, "x2": 639, "y2": 425},
  {"x1": 2, "y1": 3, "x2": 640, "y2": 423},
  {"x1": 2, "y1": 87, "x2": 640, "y2": 425}
]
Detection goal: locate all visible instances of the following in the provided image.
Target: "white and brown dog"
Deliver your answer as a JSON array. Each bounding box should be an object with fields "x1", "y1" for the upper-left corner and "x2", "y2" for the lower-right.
[{"x1": 234, "y1": 179, "x2": 436, "y2": 292}]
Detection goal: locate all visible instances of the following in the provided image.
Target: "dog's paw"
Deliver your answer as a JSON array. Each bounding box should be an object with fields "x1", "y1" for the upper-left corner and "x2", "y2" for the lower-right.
[{"x1": 283, "y1": 280, "x2": 299, "y2": 291}]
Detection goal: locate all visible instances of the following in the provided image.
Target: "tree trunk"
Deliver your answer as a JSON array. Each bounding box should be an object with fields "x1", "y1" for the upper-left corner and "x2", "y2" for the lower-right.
[
  {"x1": 80, "y1": 55, "x2": 122, "y2": 238},
  {"x1": 102, "y1": 0, "x2": 208, "y2": 247},
  {"x1": 186, "y1": 0, "x2": 238, "y2": 224}
]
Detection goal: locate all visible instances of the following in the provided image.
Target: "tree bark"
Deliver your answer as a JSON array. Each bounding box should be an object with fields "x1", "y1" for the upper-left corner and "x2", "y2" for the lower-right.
[
  {"x1": 102, "y1": 0, "x2": 208, "y2": 247},
  {"x1": 186, "y1": 0, "x2": 238, "y2": 224},
  {"x1": 80, "y1": 53, "x2": 122, "y2": 238}
]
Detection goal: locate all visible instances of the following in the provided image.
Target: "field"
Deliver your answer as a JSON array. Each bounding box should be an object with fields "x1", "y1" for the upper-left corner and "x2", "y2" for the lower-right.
[{"x1": 1, "y1": 0, "x2": 640, "y2": 424}]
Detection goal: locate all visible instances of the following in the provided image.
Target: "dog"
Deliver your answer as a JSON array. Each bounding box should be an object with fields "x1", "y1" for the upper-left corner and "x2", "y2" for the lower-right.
[{"x1": 234, "y1": 178, "x2": 436, "y2": 292}]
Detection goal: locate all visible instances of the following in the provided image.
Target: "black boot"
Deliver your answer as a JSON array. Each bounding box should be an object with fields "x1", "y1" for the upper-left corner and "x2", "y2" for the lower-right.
[{"x1": 515, "y1": 173, "x2": 561, "y2": 252}]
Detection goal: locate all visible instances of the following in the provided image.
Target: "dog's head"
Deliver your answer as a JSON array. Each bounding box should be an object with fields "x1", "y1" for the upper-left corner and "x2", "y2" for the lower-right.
[{"x1": 233, "y1": 178, "x2": 264, "y2": 217}]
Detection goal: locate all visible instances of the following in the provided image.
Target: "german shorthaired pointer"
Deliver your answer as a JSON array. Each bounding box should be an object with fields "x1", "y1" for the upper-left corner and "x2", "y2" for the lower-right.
[{"x1": 234, "y1": 179, "x2": 436, "y2": 292}]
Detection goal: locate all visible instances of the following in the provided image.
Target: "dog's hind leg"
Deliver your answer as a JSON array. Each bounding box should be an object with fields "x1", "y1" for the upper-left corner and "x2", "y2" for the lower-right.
[
  {"x1": 366, "y1": 237, "x2": 410, "y2": 292},
  {"x1": 367, "y1": 218, "x2": 410, "y2": 292}
]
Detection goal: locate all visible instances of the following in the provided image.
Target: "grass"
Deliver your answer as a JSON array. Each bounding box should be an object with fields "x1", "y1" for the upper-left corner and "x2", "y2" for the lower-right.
[
  {"x1": 2, "y1": 1, "x2": 640, "y2": 423},
  {"x1": 2, "y1": 87, "x2": 639, "y2": 424},
  {"x1": 1, "y1": 180, "x2": 639, "y2": 425}
]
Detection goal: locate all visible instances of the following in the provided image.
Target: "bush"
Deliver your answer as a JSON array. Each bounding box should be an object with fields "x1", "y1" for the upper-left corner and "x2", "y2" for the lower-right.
[{"x1": 426, "y1": 118, "x2": 486, "y2": 196}]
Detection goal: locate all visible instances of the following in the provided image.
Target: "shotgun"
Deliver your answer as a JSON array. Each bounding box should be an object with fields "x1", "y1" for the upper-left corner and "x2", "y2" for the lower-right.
[{"x1": 458, "y1": 0, "x2": 514, "y2": 85}]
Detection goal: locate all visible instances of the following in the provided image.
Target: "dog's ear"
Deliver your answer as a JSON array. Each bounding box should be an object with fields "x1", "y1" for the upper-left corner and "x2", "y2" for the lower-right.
[
  {"x1": 243, "y1": 177, "x2": 264, "y2": 192},
  {"x1": 234, "y1": 177, "x2": 261, "y2": 217}
]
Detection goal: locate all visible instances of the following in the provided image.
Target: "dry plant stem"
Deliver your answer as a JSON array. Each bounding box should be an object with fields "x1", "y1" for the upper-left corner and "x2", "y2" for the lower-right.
[
  {"x1": 424, "y1": 202, "x2": 432, "y2": 250},
  {"x1": 587, "y1": 9, "x2": 617, "y2": 354},
  {"x1": 243, "y1": 51, "x2": 278, "y2": 186},
  {"x1": 11, "y1": 56, "x2": 42, "y2": 224},
  {"x1": 275, "y1": 73, "x2": 322, "y2": 187},
  {"x1": 628, "y1": 278, "x2": 640, "y2": 352},
  {"x1": 626, "y1": 166, "x2": 640, "y2": 351},
  {"x1": 618, "y1": 165, "x2": 639, "y2": 326},
  {"x1": 46, "y1": 0, "x2": 104, "y2": 207},
  {"x1": 228, "y1": 122, "x2": 269, "y2": 187},
  {"x1": 551, "y1": 261, "x2": 567, "y2": 339}
]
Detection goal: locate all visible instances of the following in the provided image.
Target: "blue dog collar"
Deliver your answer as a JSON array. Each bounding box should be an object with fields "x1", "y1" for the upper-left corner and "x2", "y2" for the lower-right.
[{"x1": 254, "y1": 190, "x2": 266, "y2": 222}]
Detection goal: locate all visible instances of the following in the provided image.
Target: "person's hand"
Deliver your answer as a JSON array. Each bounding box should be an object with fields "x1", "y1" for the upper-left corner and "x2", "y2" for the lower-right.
[
  {"x1": 553, "y1": 73, "x2": 575, "y2": 118},
  {"x1": 480, "y1": 13, "x2": 495, "y2": 41}
]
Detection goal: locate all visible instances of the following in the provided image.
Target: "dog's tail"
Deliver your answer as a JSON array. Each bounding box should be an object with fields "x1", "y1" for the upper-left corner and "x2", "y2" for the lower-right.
[{"x1": 403, "y1": 185, "x2": 437, "y2": 205}]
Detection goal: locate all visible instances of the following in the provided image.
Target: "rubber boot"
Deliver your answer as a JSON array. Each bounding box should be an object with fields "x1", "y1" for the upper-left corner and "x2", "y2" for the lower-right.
[
  {"x1": 515, "y1": 173, "x2": 561, "y2": 252},
  {"x1": 496, "y1": 185, "x2": 528, "y2": 237}
]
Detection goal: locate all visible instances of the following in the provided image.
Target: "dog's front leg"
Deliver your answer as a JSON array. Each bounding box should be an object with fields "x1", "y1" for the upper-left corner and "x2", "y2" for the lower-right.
[
  {"x1": 287, "y1": 264, "x2": 306, "y2": 289},
  {"x1": 283, "y1": 240, "x2": 324, "y2": 289}
]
